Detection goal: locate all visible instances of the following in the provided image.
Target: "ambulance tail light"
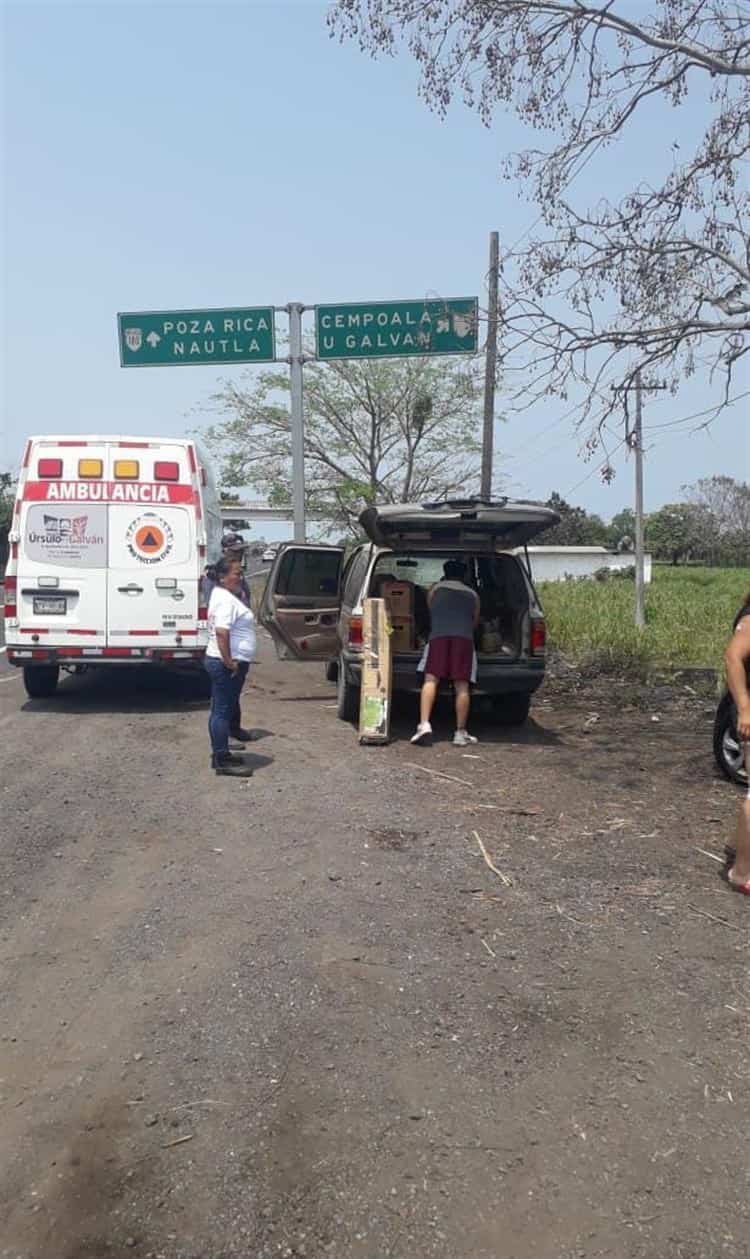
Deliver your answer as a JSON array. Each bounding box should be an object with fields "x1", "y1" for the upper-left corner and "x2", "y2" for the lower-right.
[
  {"x1": 4, "y1": 575, "x2": 17, "y2": 619},
  {"x1": 78, "y1": 458, "x2": 103, "y2": 478},
  {"x1": 530, "y1": 618, "x2": 546, "y2": 656},
  {"x1": 114, "y1": 460, "x2": 139, "y2": 479},
  {"x1": 154, "y1": 461, "x2": 179, "y2": 481},
  {"x1": 38, "y1": 458, "x2": 62, "y2": 478},
  {"x1": 198, "y1": 581, "x2": 208, "y2": 622},
  {"x1": 348, "y1": 615, "x2": 363, "y2": 649}
]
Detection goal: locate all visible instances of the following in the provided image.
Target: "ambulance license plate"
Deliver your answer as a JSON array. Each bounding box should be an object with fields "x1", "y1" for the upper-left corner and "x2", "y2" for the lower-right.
[{"x1": 33, "y1": 595, "x2": 67, "y2": 615}]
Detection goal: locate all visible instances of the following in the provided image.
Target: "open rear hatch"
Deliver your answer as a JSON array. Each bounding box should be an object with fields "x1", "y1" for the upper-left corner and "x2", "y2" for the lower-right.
[{"x1": 359, "y1": 498, "x2": 560, "y2": 549}]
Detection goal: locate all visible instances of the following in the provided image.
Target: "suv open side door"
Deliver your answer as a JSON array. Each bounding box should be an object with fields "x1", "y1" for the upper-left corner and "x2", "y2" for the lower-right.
[{"x1": 259, "y1": 544, "x2": 345, "y2": 661}]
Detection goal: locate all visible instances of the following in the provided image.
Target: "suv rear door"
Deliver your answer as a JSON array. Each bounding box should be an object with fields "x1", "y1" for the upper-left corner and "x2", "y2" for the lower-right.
[
  {"x1": 359, "y1": 499, "x2": 559, "y2": 548},
  {"x1": 259, "y1": 544, "x2": 345, "y2": 660}
]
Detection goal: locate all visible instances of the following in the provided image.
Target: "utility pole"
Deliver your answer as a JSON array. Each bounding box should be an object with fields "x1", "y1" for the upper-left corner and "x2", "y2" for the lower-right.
[
  {"x1": 287, "y1": 302, "x2": 306, "y2": 542},
  {"x1": 481, "y1": 230, "x2": 499, "y2": 500},
  {"x1": 618, "y1": 370, "x2": 667, "y2": 629},
  {"x1": 633, "y1": 369, "x2": 646, "y2": 629}
]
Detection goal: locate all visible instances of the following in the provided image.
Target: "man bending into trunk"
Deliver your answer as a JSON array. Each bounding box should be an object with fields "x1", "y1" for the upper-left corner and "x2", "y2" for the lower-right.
[{"x1": 411, "y1": 560, "x2": 480, "y2": 748}]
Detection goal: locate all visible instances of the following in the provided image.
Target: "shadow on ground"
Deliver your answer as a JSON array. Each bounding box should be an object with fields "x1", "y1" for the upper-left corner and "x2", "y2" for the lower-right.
[
  {"x1": 381, "y1": 693, "x2": 563, "y2": 748},
  {"x1": 20, "y1": 666, "x2": 210, "y2": 716}
]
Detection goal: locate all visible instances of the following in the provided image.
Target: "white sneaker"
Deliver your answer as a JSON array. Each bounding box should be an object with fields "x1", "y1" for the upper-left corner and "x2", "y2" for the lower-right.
[
  {"x1": 453, "y1": 730, "x2": 478, "y2": 747},
  {"x1": 410, "y1": 721, "x2": 433, "y2": 746}
]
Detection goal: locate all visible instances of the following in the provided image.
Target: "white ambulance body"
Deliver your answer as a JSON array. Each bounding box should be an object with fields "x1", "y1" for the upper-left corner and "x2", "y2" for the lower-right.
[{"x1": 3, "y1": 435, "x2": 221, "y2": 697}]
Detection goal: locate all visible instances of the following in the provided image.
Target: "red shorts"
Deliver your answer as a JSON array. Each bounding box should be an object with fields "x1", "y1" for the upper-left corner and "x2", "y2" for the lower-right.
[{"x1": 422, "y1": 636, "x2": 475, "y2": 683}]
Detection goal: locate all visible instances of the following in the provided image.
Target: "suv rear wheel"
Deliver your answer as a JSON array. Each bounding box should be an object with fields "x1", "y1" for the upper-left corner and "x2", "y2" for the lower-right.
[
  {"x1": 336, "y1": 657, "x2": 360, "y2": 723},
  {"x1": 23, "y1": 664, "x2": 60, "y2": 699},
  {"x1": 490, "y1": 692, "x2": 531, "y2": 726}
]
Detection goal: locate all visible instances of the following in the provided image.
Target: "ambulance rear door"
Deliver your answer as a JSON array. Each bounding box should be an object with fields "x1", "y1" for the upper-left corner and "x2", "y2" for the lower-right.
[
  {"x1": 106, "y1": 503, "x2": 199, "y2": 649},
  {"x1": 16, "y1": 441, "x2": 111, "y2": 648}
]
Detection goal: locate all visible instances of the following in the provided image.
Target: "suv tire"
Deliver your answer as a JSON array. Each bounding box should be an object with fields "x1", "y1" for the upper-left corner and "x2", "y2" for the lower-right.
[
  {"x1": 714, "y1": 692, "x2": 747, "y2": 787},
  {"x1": 490, "y1": 692, "x2": 531, "y2": 726},
  {"x1": 23, "y1": 664, "x2": 60, "y2": 699},
  {"x1": 336, "y1": 657, "x2": 360, "y2": 723}
]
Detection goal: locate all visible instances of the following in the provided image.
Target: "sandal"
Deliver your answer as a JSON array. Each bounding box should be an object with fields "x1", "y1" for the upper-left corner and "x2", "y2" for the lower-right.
[{"x1": 727, "y1": 870, "x2": 750, "y2": 895}]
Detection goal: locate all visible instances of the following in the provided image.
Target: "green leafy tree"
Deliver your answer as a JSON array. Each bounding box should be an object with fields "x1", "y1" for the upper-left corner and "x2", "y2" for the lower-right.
[
  {"x1": 606, "y1": 508, "x2": 636, "y2": 552},
  {"x1": 542, "y1": 492, "x2": 608, "y2": 547},
  {"x1": 645, "y1": 503, "x2": 712, "y2": 565},
  {"x1": 0, "y1": 473, "x2": 13, "y2": 526},
  {"x1": 683, "y1": 476, "x2": 750, "y2": 566},
  {"x1": 0, "y1": 472, "x2": 15, "y2": 575},
  {"x1": 200, "y1": 356, "x2": 483, "y2": 534}
]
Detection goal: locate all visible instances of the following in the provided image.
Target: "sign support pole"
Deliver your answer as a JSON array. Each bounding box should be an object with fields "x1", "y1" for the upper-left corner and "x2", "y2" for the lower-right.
[
  {"x1": 287, "y1": 302, "x2": 306, "y2": 543},
  {"x1": 481, "y1": 231, "x2": 499, "y2": 500}
]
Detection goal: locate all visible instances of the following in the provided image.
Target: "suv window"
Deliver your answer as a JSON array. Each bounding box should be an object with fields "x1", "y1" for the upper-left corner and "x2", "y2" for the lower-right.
[
  {"x1": 372, "y1": 552, "x2": 473, "y2": 589},
  {"x1": 343, "y1": 546, "x2": 371, "y2": 604},
  {"x1": 276, "y1": 548, "x2": 342, "y2": 597}
]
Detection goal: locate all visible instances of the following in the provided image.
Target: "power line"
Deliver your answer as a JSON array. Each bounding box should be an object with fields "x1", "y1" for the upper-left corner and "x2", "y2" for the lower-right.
[{"x1": 642, "y1": 392, "x2": 750, "y2": 433}]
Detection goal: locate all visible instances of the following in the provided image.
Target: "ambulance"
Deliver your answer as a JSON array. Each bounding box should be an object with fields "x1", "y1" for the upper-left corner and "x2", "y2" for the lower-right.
[{"x1": 3, "y1": 435, "x2": 222, "y2": 697}]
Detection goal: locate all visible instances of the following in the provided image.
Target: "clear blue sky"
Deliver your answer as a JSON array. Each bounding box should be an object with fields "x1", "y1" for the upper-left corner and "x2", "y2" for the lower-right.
[{"x1": 2, "y1": 0, "x2": 747, "y2": 541}]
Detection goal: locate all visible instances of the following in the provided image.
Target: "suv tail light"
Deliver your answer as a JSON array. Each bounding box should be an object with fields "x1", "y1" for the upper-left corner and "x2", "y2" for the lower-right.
[
  {"x1": 348, "y1": 615, "x2": 363, "y2": 648},
  {"x1": 530, "y1": 618, "x2": 546, "y2": 655},
  {"x1": 4, "y1": 575, "x2": 17, "y2": 618}
]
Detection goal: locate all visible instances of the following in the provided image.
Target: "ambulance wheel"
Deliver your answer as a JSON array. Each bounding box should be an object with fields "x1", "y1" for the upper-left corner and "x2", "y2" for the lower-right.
[
  {"x1": 336, "y1": 658, "x2": 360, "y2": 723},
  {"x1": 23, "y1": 665, "x2": 60, "y2": 699}
]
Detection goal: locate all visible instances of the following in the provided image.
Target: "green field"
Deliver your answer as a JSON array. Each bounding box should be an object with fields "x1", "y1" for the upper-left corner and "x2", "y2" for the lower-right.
[{"x1": 538, "y1": 566, "x2": 750, "y2": 675}]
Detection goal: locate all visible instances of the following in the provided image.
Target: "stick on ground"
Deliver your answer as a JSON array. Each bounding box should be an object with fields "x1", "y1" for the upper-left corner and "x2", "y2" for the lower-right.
[
  {"x1": 473, "y1": 831, "x2": 512, "y2": 887},
  {"x1": 695, "y1": 847, "x2": 725, "y2": 865},
  {"x1": 406, "y1": 762, "x2": 474, "y2": 788},
  {"x1": 688, "y1": 904, "x2": 746, "y2": 932}
]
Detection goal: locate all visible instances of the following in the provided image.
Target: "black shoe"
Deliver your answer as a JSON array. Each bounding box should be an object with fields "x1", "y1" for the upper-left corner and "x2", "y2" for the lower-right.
[
  {"x1": 229, "y1": 726, "x2": 255, "y2": 742},
  {"x1": 217, "y1": 753, "x2": 244, "y2": 766},
  {"x1": 212, "y1": 757, "x2": 253, "y2": 777}
]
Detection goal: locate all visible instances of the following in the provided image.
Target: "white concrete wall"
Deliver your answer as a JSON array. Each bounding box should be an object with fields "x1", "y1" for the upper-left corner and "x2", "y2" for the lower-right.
[{"x1": 515, "y1": 546, "x2": 652, "y2": 584}]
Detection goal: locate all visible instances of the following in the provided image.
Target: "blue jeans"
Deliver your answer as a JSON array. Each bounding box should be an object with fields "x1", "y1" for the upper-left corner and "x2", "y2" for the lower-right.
[{"x1": 204, "y1": 657, "x2": 250, "y2": 760}]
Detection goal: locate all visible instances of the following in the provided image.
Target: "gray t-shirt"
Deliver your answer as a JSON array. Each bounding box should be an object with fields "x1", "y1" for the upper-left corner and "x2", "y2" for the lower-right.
[{"x1": 428, "y1": 581, "x2": 479, "y2": 641}]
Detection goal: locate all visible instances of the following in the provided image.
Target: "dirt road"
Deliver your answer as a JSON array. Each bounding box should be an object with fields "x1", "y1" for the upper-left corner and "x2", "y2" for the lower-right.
[{"x1": 1, "y1": 638, "x2": 748, "y2": 1258}]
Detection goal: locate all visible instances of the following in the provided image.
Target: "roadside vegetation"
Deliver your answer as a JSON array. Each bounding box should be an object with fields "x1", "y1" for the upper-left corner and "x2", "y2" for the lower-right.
[{"x1": 539, "y1": 566, "x2": 750, "y2": 676}]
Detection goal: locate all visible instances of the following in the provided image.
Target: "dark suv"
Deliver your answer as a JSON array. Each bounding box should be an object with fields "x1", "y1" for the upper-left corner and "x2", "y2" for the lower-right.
[{"x1": 259, "y1": 498, "x2": 559, "y2": 724}]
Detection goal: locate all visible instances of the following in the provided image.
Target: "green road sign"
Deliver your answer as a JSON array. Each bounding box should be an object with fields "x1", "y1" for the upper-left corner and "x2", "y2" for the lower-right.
[
  {"x1": 315, "y1": 297, "x2": 478, "y2": 361},
  {"x1": 118, "y1": 306, "x2": 276, "y2": 367}
]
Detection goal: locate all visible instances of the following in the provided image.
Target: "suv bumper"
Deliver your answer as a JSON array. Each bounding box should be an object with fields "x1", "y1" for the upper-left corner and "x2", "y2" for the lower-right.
[{"x1": 342, "y1": 652, "x2": 545, "y2": 697}]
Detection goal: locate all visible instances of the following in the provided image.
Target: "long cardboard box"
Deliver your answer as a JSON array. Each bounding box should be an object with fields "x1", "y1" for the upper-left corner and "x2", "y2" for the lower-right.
[{"x1": 358, "y1": 597, "x2": 392, "y2": 745}]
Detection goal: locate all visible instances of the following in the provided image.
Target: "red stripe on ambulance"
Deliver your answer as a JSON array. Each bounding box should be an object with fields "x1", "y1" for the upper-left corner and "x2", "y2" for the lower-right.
[{"x1": 22, "y1": 481, "x2": 195, "y2": 505}]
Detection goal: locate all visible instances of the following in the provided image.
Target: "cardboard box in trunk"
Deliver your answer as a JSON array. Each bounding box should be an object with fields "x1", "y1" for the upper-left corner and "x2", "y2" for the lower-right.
[
  {"x1": 381, "y1": 581, "x2": 413, "y2": 617},
  {"x1": 389, "y1": 616, "x2": 414, "y2": 652},
  {"x1": 358, "y1": 597, "x2": 392, "y2": 745}
]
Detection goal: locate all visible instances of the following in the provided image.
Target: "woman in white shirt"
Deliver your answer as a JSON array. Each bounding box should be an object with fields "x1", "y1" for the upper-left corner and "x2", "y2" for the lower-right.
[{"x1": 204, "y1": 556, "x2": 257, "y2": 777}]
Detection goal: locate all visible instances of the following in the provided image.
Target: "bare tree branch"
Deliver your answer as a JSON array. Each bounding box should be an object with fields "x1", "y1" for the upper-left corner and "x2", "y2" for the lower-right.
[{"x1": 330, "y1": 0, "x2": 749, "y2": 445}]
